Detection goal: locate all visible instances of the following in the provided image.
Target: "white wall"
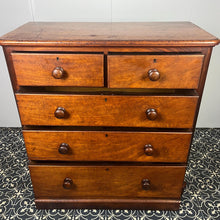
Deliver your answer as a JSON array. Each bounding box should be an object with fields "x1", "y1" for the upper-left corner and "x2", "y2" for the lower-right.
[
  {"x1": 0, "y1": 0, "x2": 219, "y2": 127},
  {"x1": 0, "y1": 0, "x2": 33, "y2": 127}
]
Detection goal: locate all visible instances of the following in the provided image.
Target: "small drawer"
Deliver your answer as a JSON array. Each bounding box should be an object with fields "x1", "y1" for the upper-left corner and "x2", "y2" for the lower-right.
[
  {"x1": 23, "y1": 131, "x2": 192, "y2": 163},
  {"x1": 16, "y1": 94, "x2": 198, "y2": 128},
  {"x1": 29, "y1": 165, "x2": 186, "y2": 199},
  {"x1": 108, "y1": 55, "x2": 204, "y2": 89},
  {"x1": 11, "y1": 53, "x2": 104, "y2": 87}
]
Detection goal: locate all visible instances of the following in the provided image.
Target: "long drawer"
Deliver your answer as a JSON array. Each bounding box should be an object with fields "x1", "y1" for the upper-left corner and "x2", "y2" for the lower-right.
[
  {"x1": 16, "y1": 94, "x2": 198, "y2": 128},
  {"x1": 11, "y1": 53, "x2": 104, "y2": 87},
  {"x1": 23, "y1": 131, "x2": 192, "y2": 162},
  {"x1": 108, "y1": 54, "x2": 204, "y2": 89},
  {"x1": 29, "y1": 165, "x2": 186, "y2": 199}
]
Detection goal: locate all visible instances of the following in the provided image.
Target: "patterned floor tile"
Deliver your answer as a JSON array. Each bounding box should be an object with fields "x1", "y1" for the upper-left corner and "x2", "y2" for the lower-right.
[{"x1": 0, "y1": 128, "x2": 219, "y2": 220}]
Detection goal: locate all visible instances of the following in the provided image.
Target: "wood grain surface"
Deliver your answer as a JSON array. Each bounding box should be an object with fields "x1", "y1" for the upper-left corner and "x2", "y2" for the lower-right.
[
  {"x1": 0, "y1": 22, "x2": 219, "y2": 47},
  {"x1": 1, "y1": 21, "x2": 218, "y2": 210},
  {"x1": 16, "y1": 94, "x2": 198, "y2": 128},
  {"x1": 23, "y1": 130, "x2": 192, "y2": 162},
  {"x1": 12, "y1": 53, "x2": 104, "y2": 87},
  {"x1": 108, "y1": 55, "x2": 204, "y2": 89},
  {"x1": 35, "y1": 198, "x2": 181, "y2": 210},
  {"x1": 29, "y1": 165, "x2": 186, "y2": 199}
]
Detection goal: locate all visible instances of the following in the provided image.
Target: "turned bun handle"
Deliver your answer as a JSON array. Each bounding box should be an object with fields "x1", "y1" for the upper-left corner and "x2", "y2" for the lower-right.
[
  {"x1": 146, "y1": 108, "x2": 157, "y2": 120},
  {"x1": 52, "y1": 67, "x2": 64, "y2": 79},
  {"x1": 144, "y1": 144, "x2": 154, "y2": 156},
  {"x1": 148, "y1": 69, "x2": 160, "y2": 81},
  {"x1": 63, "y1": 177, "x2": 73, "y2": 189},
  {"x1": 54, "y1": 107, "x2": 66, "y2": 119},
  {"x1": 142, "y1": 179, "x2": 150, "y2": 190},
  {"x1": 58, "y1": 143, "x2": 70, "y2": 154}
]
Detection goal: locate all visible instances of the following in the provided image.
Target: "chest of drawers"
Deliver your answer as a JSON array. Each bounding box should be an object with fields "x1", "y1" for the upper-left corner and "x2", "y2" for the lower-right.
[{"x1": 0, "y1": 22, "x2": 219, "y2": 210}]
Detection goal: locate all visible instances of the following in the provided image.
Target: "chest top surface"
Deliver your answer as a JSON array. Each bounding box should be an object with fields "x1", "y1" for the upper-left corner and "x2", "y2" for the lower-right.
[{"x1": 0, "y1": 22, "x2": 219, "y2": 47}]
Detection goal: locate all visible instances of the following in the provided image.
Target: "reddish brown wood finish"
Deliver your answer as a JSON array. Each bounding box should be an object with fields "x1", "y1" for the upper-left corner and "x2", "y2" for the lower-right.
[
  {"x1": 52, "y1": 67, "x2": 64, "y2": 79},
  {"x1": 2, "y1": 47, "x2": 20, "y2": 91},
  {"x1": 0, "y1": 22, "x2": 219, "y2": 210},
  {"x1": 11, "y1": 53, "x2": 104, "y2": 87},
  {"x1": 3, "y1": 46, "x2": 208, "y2": 93},
  {"x1": 0, "y1": 22, "x2": 219, "y2": 47},
  {"x1": 35, "y1": 198, "x2": 181, "y2": 210},
  {"x1": 4, "y1": 45, "x2": 208, "y2": 53},
  {"x1": 58, "y1": 143, "x2": 70, "y2": 154},
  {"x1": 108, "y1": 55, "x2": 204, "y2": 89},
  {"x1": 29, "y1": 165, "x2": 186, "y2": 199},
  {"x1": 146, "y1": 108, "x2": 158, "y2": 120},
  {"x1": 16, "y1": 94, "x2": 198, "y2": 128},
  {"x1": 148, "y1": 69, "x2": 160, "y2": 81},
  {"x1": 54, "y1": 107, "x2": 66, "y2": 119},
  {"x1": 23, "y1": 131, "x2": 192, "y2": 162},
  {"x1": 144, "y1": 144, "x2": 154, "y2": 156},
  {"x1": 63, "y1": 178, "x2": 73, "y2": 189},
  {"x1": 142, "y1": 179, "x2": 151, "y2": 190}
]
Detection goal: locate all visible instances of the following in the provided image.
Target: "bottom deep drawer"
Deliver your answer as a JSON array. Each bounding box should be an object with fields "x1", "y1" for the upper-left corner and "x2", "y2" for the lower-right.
[{"x1": 29, "y1": 164, "x2": 186, "y2": 199}]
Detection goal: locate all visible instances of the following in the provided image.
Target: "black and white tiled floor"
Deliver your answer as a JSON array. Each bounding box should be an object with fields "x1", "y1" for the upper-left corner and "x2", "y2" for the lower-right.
[{"x1": 0, "y1": 128, "x2": 219, "y2": 220}]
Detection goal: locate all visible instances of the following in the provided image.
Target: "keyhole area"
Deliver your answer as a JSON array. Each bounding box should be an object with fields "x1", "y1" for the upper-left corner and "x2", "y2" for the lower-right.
[{"x1": 56, "y1": 57, "x2": 59, "y2": 61}]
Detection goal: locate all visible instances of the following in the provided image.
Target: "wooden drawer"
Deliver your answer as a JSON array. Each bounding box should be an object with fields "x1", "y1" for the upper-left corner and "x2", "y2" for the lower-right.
[
  {"x1": 29, "y1": 165, "x2": 186, "y2": 199},
  {"x1": 23, "y1": 131, "x2": 192, "y2": 163},
  {"x1": 16, "y1": 94, "x2": 198, "y2": 128},
  {"x1": 11, "y1": 53, "x2": 104, "y2": 87},
  {"x1": 108, "y1": 55, "x2": 204, "y2": 89}
]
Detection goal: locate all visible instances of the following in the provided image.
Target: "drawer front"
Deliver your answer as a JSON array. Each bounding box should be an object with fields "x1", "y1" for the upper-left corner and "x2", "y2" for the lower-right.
[
  {"x1": 24, "y1": 131, "x2": 192, "y2": 163},
  {"x1": 11, "y1": 53, "x2": 104, "y2": 87},
  {"x1": 108, "y1": 55, "x2": 204, "y2": 89},
  {"x1": 29, "y1": 165, "x2": 186, "y2": 199},
  {"x1": 16, "y1": 94, "x2": 198, "y2": 128}
]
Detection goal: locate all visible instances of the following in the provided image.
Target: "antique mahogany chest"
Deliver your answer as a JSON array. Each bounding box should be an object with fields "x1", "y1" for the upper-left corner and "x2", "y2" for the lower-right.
[{"x1": 0, "y1": 22, "x2": 219, "y2": 210}]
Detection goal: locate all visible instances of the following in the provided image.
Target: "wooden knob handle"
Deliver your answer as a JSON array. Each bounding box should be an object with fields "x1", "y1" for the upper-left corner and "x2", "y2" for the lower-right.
[
  {"x1": 142, "y1": 179, "x2": 150, "y2": 190},
  {"x1": 58, "y1": 143, "x2": 70, "y2": 154},
  {"x1": 146, "y1": 108, "x2": 157, "y2": 120},
  {"x1": 63, "y1": 177, "x2": 73, "y2": 189},
  {"x1": 144, "y1": 144, "x2": 154, "y2": 156},
  {"x1": 148, "y1": 69, "x2": 160, "y2": 81},
  {"x1": 52, "y1": 67, "x2": 64, "y2": 79},
  {"x1": 54, "y1": 107, "x2": 66, "y2": 119}
]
